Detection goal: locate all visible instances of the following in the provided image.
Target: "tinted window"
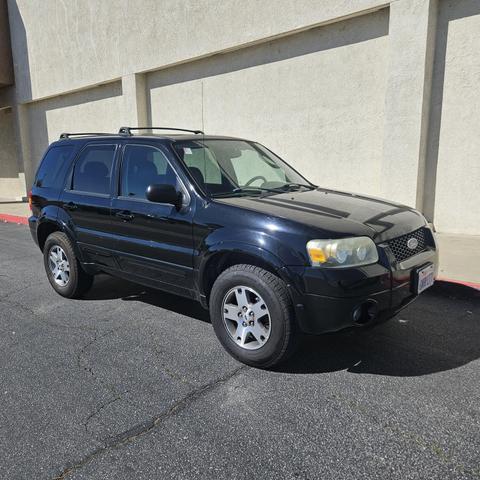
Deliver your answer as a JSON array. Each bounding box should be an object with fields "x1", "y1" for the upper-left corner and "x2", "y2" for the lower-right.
[
  {"x1": 72, "y1": 145, "x2": 116, "y2": 195},
  {"x1": 35, "y1": 146, "x2": 75, "y2": 188},
  {"x1": 120, "y1": 145, "x2": 178, "y2": 199}
]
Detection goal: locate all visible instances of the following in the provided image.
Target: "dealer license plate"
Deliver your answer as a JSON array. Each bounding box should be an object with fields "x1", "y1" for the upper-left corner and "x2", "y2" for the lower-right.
[{"x1": 416, "y1": 263, "x2": 435, "y2": 294}]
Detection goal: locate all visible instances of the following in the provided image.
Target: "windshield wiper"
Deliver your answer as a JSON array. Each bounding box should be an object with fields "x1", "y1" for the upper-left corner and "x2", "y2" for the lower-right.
[
  {"x1": 212, "y1": 184, "x2": 316, "y2": 199},
  {"x1": 212, "y1": 186, "x2": 283, "y2": 198},
  {"x1": 280, "y1": 183, "x2": 317, "y2": 191},
  {"x1": 258, "y1": 183, "x2": 317, "y2": 197}
]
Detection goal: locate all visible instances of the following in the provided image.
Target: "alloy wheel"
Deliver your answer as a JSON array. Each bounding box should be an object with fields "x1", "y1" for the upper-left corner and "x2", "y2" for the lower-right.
[
  {"x1": 48, "y1": 245, "x2": 70, "y2": 287},
  {"x1": 222, "y1": 286, "x2": 271, "y2": 350}
]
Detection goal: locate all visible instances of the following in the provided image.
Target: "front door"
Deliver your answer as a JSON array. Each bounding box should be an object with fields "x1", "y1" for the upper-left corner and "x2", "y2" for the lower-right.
[{"x1": 110, "y1": 143, "x2": 195, "y2": 297}]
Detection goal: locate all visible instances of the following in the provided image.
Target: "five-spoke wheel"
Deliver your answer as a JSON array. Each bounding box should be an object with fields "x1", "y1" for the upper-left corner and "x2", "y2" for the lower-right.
[
  {"x1": 222, "y1": 286, "x2": 271, "y2": 350},
  {"x1": 210, "y1": 264, "x2": 297, "y2": 368},
  {"x1": 48, "y1": 245, "x2": 70, "y2": 287},
  {"x1": 43, "y1": 231, "x2": 94, "y2": 298}
]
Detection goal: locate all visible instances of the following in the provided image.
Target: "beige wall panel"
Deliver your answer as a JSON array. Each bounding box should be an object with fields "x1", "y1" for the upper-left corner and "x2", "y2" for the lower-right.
[
  {"x1": 149, "y1": 80, "x2": 203, "y2": 132},
  {"x1": 0, "y1": 107, "x2": 24, "y2": 199},
  {"x1": 149, "y1": 10, "x2": 389, "y2": 196},
  {"x1": 0, "y1": 107, "x2": 17, "y2": 177},
  {"x1": 26, "y1": 83, "x2": 123, "y2": 169},
  {"x1": 433, "y1": 0, "x2": 480, "y2": 235},
  {"x1": 0, "y1": 0, "x2": 14, "y2": 86},
  {"x1": 8, "y1": 0, "x2": 387, "y2": 102}
]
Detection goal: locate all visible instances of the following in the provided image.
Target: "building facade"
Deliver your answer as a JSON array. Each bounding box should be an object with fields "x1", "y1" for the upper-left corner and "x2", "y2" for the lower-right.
[{"x1": 0, "y1": 0, "x2": 479, "y2": 282}]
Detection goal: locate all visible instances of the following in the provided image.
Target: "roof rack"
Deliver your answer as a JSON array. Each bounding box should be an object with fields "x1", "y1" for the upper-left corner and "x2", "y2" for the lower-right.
[
  {"x1": 119, "y1": 126, "x2": 204, "y2": 136},
  {"x1": 59, "y1": 132, "x2": 113, "y2": 139}
]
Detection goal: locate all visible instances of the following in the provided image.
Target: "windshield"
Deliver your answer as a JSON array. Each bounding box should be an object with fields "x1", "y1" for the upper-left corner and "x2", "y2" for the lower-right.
[{"x1": 172, "y1": 139, "x2": 313, "y2": 197}]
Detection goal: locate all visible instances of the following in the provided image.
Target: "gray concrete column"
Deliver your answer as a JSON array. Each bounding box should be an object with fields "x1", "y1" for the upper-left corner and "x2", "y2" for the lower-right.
[
  {"x1": 121, "y1": 73, "x2": 148, "y2": 127},
  {"x1": 381, "y1": 0, "x2": 437, "y2": 210},
  {"x1": 13, "y1": 103, "x2": 31, "y2": 193}
]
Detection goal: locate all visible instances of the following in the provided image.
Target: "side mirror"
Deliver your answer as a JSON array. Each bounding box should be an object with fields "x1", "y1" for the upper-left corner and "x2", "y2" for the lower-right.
[{"x1": 146, "y1": 184, "x2": 181, "y2": 208}]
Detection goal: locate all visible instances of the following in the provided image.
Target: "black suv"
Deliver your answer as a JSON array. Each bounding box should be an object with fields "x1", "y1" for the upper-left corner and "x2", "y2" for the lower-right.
[{"x1": 29, "y1": 127, "x2": 438, "y2": 367}]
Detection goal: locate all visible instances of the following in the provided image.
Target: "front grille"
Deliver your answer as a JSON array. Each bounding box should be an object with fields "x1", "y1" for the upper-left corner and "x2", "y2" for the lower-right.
[{"x1": 387, "y1": 227, "x2": 428, "y2": 262}]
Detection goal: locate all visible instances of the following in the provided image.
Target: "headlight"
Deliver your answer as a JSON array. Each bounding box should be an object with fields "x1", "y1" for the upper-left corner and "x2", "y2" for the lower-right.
[{"x1": 306, "y1": 237, "x2": 378, "y2": 268}]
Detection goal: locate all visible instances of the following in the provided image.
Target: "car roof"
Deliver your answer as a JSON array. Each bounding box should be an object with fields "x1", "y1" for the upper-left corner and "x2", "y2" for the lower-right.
[{"x1": 51, "y1": 134, "x2": 252, "y2": 147}]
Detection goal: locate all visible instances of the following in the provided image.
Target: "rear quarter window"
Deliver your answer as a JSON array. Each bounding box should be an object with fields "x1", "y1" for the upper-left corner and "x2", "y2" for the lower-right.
[{"x1": 35, "y1": 145, "x2": 75, "y2": 188}]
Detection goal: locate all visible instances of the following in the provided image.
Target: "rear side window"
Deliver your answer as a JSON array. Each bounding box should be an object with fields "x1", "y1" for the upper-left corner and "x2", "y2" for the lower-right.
[
  {"x1": 35, "y1": 146, "x2": 75, "y2": 188},
  {"x1": 72, "y1": 145, "x2": 116, "y2": 195}
]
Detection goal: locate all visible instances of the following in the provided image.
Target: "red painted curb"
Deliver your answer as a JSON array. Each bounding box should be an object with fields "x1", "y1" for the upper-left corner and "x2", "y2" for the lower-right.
[
  {"x1": 437, "y1": 277, "x2": 480, "y2": 290},
  {"x1": 0, "y1": 213, "x2": 29, "y2": 225}
]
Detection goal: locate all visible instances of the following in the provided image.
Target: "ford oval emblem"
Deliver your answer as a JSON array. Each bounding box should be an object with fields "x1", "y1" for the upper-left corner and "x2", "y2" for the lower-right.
[{"x1": 407, "y1": 237, "x2": 419, "y2": 250}]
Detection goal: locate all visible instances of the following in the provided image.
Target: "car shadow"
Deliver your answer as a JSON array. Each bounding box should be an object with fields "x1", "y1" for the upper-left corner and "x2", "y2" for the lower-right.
[
  {"x1": 82, "y1": 275, "x2": 479, "y2": 377},
  {"x1": 278, "y1": 282, "x2": 480, "y2": 376},
  {"x1": 82, "y1": 274, "x2": 210, "y2": 323}
]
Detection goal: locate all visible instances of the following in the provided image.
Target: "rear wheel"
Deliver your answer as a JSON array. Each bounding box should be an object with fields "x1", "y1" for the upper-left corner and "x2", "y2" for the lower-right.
[
  {"x1": 209, "y1": 264, "x2": 297, "y2": 368},
  {"x1": 43, "y1": 232, "x2": 94, "y2": 298}
]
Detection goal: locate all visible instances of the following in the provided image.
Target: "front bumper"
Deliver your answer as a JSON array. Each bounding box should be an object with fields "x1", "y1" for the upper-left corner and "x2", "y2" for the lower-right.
[{"x1": 285, "y1": 247, "x2": 438, "y2": 335}]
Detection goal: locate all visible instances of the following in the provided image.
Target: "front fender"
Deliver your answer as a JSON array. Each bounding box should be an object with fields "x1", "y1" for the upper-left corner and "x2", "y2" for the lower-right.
[
  {"x1": 196, "y1": 239, "x2": 304, "y2": 302},
  {"x1": 199, "y1": 240, "x2": 285, "y2": 273}
]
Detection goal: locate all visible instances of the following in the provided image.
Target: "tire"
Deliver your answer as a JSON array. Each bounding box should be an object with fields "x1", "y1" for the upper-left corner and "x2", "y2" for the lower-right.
[
  {"x1": 209, "y1": 264, "x2": 297, "y2": 368},
  {"x1": 43, "y1": 231, "x2": 94, "y2": 298}
]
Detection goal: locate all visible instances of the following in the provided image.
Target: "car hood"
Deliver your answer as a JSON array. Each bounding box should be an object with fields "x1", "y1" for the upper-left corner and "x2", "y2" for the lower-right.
[{"x1": 214, "y1": 188, "x2": 426, "y2": 242}]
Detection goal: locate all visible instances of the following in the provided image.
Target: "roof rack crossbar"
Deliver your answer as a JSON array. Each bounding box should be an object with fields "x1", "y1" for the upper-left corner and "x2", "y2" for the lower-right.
[
  {"x1": 59, "y1": 132, "x2": 112, "y2": 139},
  {"x1": 119, "y1": 126, "x2": 204, "y2": 136}
]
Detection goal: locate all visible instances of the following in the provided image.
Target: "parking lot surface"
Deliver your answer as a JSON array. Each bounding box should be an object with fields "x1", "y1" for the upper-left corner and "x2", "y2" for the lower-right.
[{"x1": 0, "y1": 222, "x2": 479, "y2": 479}]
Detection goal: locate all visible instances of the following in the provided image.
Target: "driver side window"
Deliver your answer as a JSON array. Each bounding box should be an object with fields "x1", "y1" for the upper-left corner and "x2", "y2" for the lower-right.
[{"x1": 120, "y1": 145, "x2": 178, "y2": 199}]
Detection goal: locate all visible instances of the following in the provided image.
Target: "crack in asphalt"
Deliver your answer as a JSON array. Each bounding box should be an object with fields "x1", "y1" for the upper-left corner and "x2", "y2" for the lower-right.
[
  {"x1": 83, "y1": 392, "x2": 129, "y2": 438},
  {"x1": 76, "y1": 326, "x2": 138, "y2": 409},
  {"x1": 51, "y1": 364, "x2": 247, "y2": 480},
  {"x1": 150, "y1": 343, "x2": 196, "y2": 388},
  {"x1": 76, "y1": 328, "x2": 116, "y2": 379}
]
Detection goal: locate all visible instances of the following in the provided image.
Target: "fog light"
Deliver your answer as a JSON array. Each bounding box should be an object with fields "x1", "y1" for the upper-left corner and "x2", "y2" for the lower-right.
[
  {"x1": 352, "y1": 306, "x2": 362, "y2": 323},
  {"x1": 352, "y1": 300, "x2": 378, "y2": 325}
]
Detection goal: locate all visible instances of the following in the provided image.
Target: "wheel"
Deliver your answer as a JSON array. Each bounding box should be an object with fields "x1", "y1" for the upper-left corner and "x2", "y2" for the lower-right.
[
  {"x1": 209, "y1": 264, "x2": 297, "y2": 368},
  {"x1": 43, "y1": 231, "x2": 94, "y2": 298}
]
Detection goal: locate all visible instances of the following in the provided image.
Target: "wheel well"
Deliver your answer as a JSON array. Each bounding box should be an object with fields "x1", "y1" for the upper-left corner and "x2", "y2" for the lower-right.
[
  {"x1": 202, "y1": 251, "x2": 279, "y2": 300},
  {"x1": 37, "y1": 222, "x2": 61, "y2": 251}
]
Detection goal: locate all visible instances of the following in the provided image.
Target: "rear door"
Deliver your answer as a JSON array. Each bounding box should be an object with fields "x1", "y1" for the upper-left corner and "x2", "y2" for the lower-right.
[
  {"x1": 60, "y1": 142, "x2": 118, "y2": 268},
  {"x1": 110, "y1": 142, "x2": 195, "y2": 296}
]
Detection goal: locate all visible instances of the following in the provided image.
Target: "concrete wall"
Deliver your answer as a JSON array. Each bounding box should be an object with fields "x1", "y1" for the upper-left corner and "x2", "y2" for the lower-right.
[
  {"x1": 7, "y1": 0, "x2": 387, "y2": 102},
  {"x1": 1, "y1": 0, "x2": 480, "y2": 281},
  {"x1": 429, "y1": 0, "x2": 480, "y2": 235},
  {"x1": 148, "y1": 10, "x2": 389, "y2": 197},
  {"x1": 0, "y1": 0, "x2": 14, "y2": 86},
  {"x1": 0, "y1": 107, "x2": 23, "y2": 199},
  {"x1": 25, "y1": 82, "x2": 123, "y2": 170}
]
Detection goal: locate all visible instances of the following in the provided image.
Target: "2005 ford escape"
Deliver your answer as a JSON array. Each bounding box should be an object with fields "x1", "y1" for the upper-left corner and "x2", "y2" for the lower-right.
[{"x1": 29, "y1": 127, "x2": 438, "y2": 367}]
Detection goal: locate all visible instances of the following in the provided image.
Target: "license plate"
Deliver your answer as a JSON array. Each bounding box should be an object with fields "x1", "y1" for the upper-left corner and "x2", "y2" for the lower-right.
[{"x1": 415, "y1": 263, "x2": 435, "y2": 294}]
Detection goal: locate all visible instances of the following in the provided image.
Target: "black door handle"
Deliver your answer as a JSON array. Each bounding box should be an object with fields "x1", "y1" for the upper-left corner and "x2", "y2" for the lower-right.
[
  {"x1": 115, "y1": 210, "x2": 134, "y2": 221},
  {"x1": 64, "y1": 202, "x2": 77, "y2": 211}
]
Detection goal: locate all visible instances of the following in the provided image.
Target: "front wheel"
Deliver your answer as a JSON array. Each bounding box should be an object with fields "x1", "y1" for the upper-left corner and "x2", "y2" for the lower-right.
[
  {"x1": 43, "y1": 232, "x2": 94, "y2": 298},
  {"x1": 209, "y1": 264, "x2": 297, "y2": 368}
]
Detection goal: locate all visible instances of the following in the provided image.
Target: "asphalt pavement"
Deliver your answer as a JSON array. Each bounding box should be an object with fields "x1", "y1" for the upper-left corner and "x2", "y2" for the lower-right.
[{"x1": 0, "y1": 221, "x2": 479, "y2": 479}]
